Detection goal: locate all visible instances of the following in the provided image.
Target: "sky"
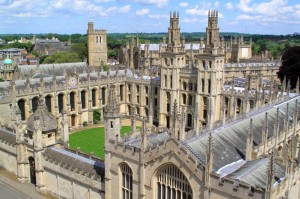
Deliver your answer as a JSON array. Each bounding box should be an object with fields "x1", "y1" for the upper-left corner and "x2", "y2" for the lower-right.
[{"x1": 0, "y1": 0, "x2": 299, "y2": 35}]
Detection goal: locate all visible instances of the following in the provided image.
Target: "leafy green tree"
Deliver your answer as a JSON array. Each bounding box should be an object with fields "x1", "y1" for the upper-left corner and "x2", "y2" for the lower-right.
[
  {"x1": 31, "y1": 50, "x2": 39, "y2": 57},
  {"x1": 277, "y1": 46, "x2": 300, "y2": 90},
  {"x1": 1, "y1": 42, "x2": 32, "y2": 51},
  {"x1": 43, "y1": 52, "x2": 81, "y2": 64},
  {"x1": 71, "y1": 43, "x2": 87, "y2": 61},
  {"x1": 93, "y1": 109, "x2": 101, "y2": 124},
  {"x1": 108, "y1": 49, "x2": 119, "y2": 59},
  {"x1": 39, "y1": 55, "x2": 49, "y2": 64}
]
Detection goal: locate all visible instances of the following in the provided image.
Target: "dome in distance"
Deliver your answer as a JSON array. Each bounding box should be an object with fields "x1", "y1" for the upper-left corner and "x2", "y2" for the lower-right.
[{"x1": 3, "y1": 57, "x2": 13, "y2": 65}]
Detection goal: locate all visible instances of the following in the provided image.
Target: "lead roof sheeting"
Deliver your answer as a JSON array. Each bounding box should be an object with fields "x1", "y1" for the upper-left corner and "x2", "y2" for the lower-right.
[
  {"x1": 124, "y1": 131, "x2": 170, "y2": 149},
  {"x1": 0, "y1": 128, "x2": 16, "y2": 144},
  {"x1": 227, "y1": 158, "x2": 285, "y2": 189},
  {"x1": 182, "y1": 96, "x2": 300, "y2": 171},
  {"x1": 44, "y1": 147, "x2": 105, "y2": 178},
  {"x1": 18, "y1": 62, "x2": 86, "y2": 76}
]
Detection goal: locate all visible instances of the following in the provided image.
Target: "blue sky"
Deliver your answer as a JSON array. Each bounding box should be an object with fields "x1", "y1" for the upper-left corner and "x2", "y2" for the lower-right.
[{"x1": 0, "y1": 0, "x2": 299, "y2": 35}]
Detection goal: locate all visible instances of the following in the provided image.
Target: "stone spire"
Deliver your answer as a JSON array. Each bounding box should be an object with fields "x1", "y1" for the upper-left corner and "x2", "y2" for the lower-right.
[
  {"x1": 265, "y1": 151, "x2": 274, "y2": 199},
  {"x1": 172, "y1": 100, "x2": 179, "y2": 138},
  {"x1": 205, "y1": 132, "x2": 214, "y2": 188},
  {"x1": 106, "y1": 84, "x2": 119, "y2": 116},
  {"x1": 246, "y1": 118, "x2": 253, "y2": 161},
  {"x1": 179, "y1": 106, "x2": 186, "y2": 140},
  {"x1": 263, "y1": 112, "x2": 268, "y2": 153},
  {"x1": 141, "y1": 118, "x2": 147, "y2": 151},
  {"x1": 130, "y1": 105, "x2": 137, "y2": 135}
]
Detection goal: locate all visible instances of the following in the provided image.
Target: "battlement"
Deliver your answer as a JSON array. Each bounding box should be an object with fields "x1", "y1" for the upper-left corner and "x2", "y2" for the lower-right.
[
  {"x1": 170, "y1": 11, "x2": 179, "y2": 19},
  {"x1": 208, "y1": 10, "x2": 218, "y2": 18},
  {"x1": 88, "y1": 22, "x2": 107, "y2": 34},
  {"x1": 93, "y1": 29, "x2": 107, "y2": 34}
]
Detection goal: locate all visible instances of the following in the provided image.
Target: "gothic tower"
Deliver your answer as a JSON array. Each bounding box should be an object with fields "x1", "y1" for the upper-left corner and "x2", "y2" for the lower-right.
[
  {"x1": 206, "y1": 10, "x2": 219, "y2": 48},
  {"x1": 104, "y1": 84, "x2": 120, "y2": 199},
  {"x1": 168, "y1": 11, "x2": 180, "y2": 47},
  {"x1": 195, "y1": 10, "x2": 224, "y2": 129},
  {"x1": 104, "y1": 84, "x2": 120, "y2": 143},
  {"x1": 87, "y1": 22, "x2": 108, "y2": 67},
  {"x1": 159, "y1": 11, "x2": 185, "y2": 134}
]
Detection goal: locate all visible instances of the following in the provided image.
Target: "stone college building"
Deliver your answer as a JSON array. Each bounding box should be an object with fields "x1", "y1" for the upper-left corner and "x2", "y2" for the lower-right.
[{"x1": 0, "y1": 10, "x2": 299, "y2": 199}]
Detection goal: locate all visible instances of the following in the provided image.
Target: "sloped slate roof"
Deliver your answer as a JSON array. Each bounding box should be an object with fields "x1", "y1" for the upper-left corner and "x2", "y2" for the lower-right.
[
  {"x1": 0, "y1": 128, "x2": 16, "y2": 145},
  {"x1": 44, "y1": 147, "x2": 105, "y2": 180},
  {"x1": 182, "y1": 96, "x2": 300, "y2": 171},
  {"x1": 124, "y1": 131, "x2": 170, "y2": 149},
  {"x1": 26, "y1": 97, "x2": 57, "y2": 132},
  {"x1": 227, "y1": 158, "x2": 285, "y2": 189},
  {"x1": 18, "y1": 62, "x2": 87, "y2": 76}
]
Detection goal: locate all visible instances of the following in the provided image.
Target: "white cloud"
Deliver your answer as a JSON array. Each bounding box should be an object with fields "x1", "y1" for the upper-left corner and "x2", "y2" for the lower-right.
[
  {"x1": 136, "y1": 8, "x2": 150, "y2": 16},
  {"x1": 148, "y1": 14, "x2": 169, "y2": 19},
  {"x1": 237, "y1": 0, "x2": 253, "y2": 12},
  {"x1": 185, "y1": 5, "x2": 208, "y2": 16},
  {"x1": 236, "y1": 0, "x2": 300, "y2": 24},
  {"x1": 179, "y1": 2, "x2": 188, "y2": 7},
  {"x1": 13, "y1": 12, "x2": 33, "y2": 18},
  {"x1": 225, "y1": 2, "x2": 233, "y2": 10},
  {"x1": 132, "y1": 0, "x2": 168, "y2": 8},
  {"x1": 119, "y1": 5, "x2": 131, "y2": 13}
]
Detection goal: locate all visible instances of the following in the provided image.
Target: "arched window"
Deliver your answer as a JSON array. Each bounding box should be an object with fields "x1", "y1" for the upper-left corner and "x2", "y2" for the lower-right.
[
  {"x1": 18, "y1": 99, "x2": 26, "y2": 120},
  {"x1": 45, "y1": 95, "x2": 52, "y2": 113},
  {"x1": 32, "y1": 97, "x2": 39, "y2": 112},
  {"x1": 250, "y1": 100, "x2": 255, "y2": 110},
  {"x1": 58, "y1": 93, "x2": 64, "y2": 113},
  {"x1": 201, "y1": 79, "x2": 205, "y2": 92},
  {"x1": 182, "y1": 94, "x2": 187, "y2": 105},
  {"x1": 81, "y1": 90, "x2": 86, "y2": 109},
  {"x1": 208, "y1": 79, "x2": 211, "y2": 94},
  {"x1": 157, "y1": 165, "x2": 192, "y2": 199},
  {"x1": 188, "y1": 95, "x2": 193, "y2": 105},
  {"x1": 120, "y1": 85, "x2": 124, "y2": 101},
  {"x1": 102, "y1": 87, "x2": 106, "y2": 105},
  {"x1": 187, "y1": 114, "x2": 192, "y2": 127},
  {"x1": 120, "y1": 163, "x2": 133, "y2": 199},
  {"x1": 183, "y1": 82, "x2": 187, "y2": 90},
  {"x1": 164, "y1": 75, "x2": 167, "y2": 87},
  {"x1": 70, "y1": 92, "x2": 75, "y2": 111},
  {"x1": 92, "y1": 88, "x2": 97, "y2": 107}
]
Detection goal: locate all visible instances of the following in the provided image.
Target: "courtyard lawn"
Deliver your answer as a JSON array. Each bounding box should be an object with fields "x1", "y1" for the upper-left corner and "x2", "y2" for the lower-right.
[{"x1": 69, "y1": 126, "x2": 138, "y2": 159}]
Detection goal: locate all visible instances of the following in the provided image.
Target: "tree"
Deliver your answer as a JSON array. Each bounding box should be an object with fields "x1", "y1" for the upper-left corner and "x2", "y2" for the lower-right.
[
  {"x1": 93, "y1": 109, "x2": 101, "y2": 124},
  {"x1": 70, "y1": 43, "x2": 87, "y2": 61},
  {"x1": 43, "y1": 52, "x2": 82, "y2": 64},
  {"x1": 277, "y1": 46, "x2": 300, "y2": 90}
]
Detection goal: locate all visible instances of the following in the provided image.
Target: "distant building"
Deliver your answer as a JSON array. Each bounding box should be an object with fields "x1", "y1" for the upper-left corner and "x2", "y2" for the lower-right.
[
  {"x1": 0, "y1": 48, "x2": 27, "y2": 60},
  {"x1": 33, "y1": 37, "x2": 71, "y2": 55}
]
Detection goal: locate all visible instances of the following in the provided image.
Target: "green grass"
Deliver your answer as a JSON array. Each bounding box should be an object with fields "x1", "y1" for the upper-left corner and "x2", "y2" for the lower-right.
[{"x1": 69, "y1": 126, "x2": 139, "y2": 159}]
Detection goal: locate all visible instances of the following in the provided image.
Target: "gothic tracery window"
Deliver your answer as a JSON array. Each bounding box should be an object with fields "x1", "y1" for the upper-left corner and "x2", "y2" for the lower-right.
[
  {"x1": 121, "y1": 163, "x2": 133, "y2": 199},
  {"x1": 157, "y1": 165, "x2": 192, "y2": 199}
]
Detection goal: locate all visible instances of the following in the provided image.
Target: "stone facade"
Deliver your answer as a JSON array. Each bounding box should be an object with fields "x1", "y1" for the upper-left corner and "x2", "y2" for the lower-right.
[{"x1": 0, "y1": 10, "x2": 299, "y2": 199}]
